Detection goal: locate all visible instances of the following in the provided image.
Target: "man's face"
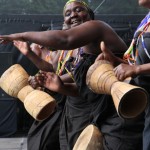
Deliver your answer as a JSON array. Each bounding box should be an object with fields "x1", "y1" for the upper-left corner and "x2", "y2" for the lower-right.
[
  {"x1": 63, "y1": 2, "x2": 91, "y2": 28},
  {"x1": 138, "y1": 0, "x2": 150, "y2": 8}
]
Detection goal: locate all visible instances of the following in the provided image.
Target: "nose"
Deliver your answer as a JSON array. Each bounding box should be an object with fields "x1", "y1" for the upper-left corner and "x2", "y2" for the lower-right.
[{"x1": 70, "y1": 11, "x2": 77, "y2": 18}]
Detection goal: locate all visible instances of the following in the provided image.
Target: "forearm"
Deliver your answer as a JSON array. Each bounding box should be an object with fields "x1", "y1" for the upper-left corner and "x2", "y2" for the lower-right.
[
  {"x1": 136, "y1": 63, "x2": 150, "y2": 75},
  {"x1": 60, "y1": 74, "x2": 74, "y2": 83},
  {"x1": 22, "y1": 31, "x2": 69, "y2": 50},
  {"x1": 59, "y1": 83, "x2": 79, "y2": 97},
  {"x1": 26, "y1": 50, "x2": 54, "y2": 72}
]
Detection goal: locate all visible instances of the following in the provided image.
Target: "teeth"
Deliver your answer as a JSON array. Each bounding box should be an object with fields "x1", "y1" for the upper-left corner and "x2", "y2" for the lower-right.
[
  {"x1": 72, "y1": 21, "x2": 78, "y2": 24},
  {"x1": 71, "y1": 19, "x2": 78, "y2": 24}
]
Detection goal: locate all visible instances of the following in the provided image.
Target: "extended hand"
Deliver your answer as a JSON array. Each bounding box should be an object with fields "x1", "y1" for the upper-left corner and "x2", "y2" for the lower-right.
[
  {"x1": 13, "y1": 40, "x2": 31, "y2": 56},
  {"x1": 0, "y1": 33, "x2": 25, "y2": 44}
]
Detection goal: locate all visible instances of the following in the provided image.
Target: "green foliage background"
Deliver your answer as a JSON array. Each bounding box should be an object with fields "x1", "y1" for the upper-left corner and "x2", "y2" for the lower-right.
[{"x1": 0, "y1": 0, "x2": 148, "y2": 15}]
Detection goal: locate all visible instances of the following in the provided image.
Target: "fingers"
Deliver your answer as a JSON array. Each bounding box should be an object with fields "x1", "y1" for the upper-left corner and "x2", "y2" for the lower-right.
[
  {"x1": 100, "y1": 41, "x2": 105, "y2": 53},
  {"x1": 100, "y1": 41, "x2": 108, "y2": 54},
  {"x1": 28, "y1": 75, "x2": 41, "y2": 89},
  {"x1": 95, "y1": 41, "x2": 107, "y2": 62},
  {"x1": 13, "y1": 40, "x2": 20, "y2": 48},
  {"x1": 30, "y1": 43, "x2": 40, "y2": 50},
  {"x1": 114, "y1": 66, "x2": 125, "y2": 81},
  {"x1": 99, "y1": 41, "x2": 113, "y2": 63},
  {"x1": 37, "y1": 71, "x2": 54, "y2": 85},
  {"x1": 0, "y1": 40, "x2": 4, "y2": 44},
  {"x1": 13, "y1": 40, "x2": 23, "y2": 48},
  {"x1": 0, "y1": 39, "x2": 10, "y2": 44},
  {"x1": 95, "y1": 53, "x2": 104, "y2": 62}
]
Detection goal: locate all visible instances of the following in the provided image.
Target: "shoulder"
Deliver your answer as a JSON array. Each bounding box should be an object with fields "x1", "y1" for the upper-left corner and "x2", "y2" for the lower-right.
[
  {"x1": 82, "y1": 20, "x2": 113, "y2": 31},
  {"x1": 85, "y1": 20, "x2": 110, "y2": 26}
]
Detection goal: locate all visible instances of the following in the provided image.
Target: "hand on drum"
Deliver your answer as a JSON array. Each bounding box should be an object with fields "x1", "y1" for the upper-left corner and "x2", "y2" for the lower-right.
[
  {"x1": 36, "y1": 71, "x2": 64, "y2": 93},
  {"x1": 28, "y1": 74, "x2": 43, "y2": 90},
  {"x1": 114, "y1": 63, "x2": 138, "y2": 81}
]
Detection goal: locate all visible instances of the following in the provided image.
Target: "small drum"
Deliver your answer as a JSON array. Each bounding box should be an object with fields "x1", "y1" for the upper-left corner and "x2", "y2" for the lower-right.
[
  {"x1": 18, "y1": 85, "x2": 56, "y2": 121},
  {"x1": 86, "y1": 60, "x2": 148, "y2": 119},
  {"x1": 23, "y1": 89, "x2": 56, "y2": 121},
  {"x1": 0, "y1": 64, "x2": 56, "y2": 121},
  {"x1": 73, "y1": 124, "x2": 103, "y2": 150},
  {"x1": 0, "y1": 64, "x2": 29, "y2": 97}
]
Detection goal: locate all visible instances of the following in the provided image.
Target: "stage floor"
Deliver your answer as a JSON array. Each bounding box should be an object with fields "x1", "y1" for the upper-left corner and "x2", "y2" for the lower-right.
[{"x1": 0, "y1": 137, "x2": 27, "y2": 150}]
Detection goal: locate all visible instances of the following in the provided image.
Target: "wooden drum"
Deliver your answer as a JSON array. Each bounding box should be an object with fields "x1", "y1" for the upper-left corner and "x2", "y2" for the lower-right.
[
  {"x1": 86, "y1": 60, "x2": 148, "y2": 119},
  {"x1": 0, "y1": 64, "x2": 29, "y2": 97},
  {"x1": 73, "y1": 124, "x2": 103, "y2": 150},
  {"x1": 0, "y1": 64, "x2": 56, "y2": 121}
]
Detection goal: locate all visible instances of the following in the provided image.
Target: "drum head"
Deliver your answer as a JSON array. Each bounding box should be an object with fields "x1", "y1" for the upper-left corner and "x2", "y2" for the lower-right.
[{"x1": 73, "y1": 124, "x2": 103, "y2": 150}]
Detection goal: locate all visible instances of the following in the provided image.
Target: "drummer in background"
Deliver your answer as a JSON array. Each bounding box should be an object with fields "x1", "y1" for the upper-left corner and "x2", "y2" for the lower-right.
[
  {"x1": 0, "y1": 0, "x2": 145, "y2": 149},
  {"x1": 95, "y1": 0, "x2": 150, "y2": 149}
]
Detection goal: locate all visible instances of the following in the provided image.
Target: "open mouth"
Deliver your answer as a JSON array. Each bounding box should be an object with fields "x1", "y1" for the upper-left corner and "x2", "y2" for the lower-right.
[{"x1": 71, "y1": 20, "x2": 81, "y2": 27}]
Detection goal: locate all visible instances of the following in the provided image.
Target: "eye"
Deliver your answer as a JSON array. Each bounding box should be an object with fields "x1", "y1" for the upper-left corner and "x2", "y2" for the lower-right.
[
  {"x1": 75, "y1": 7, "x2": 85, "y2": 13},
  {"x1": 65, "y1": 10, "x2": 71, "y2": 17}
]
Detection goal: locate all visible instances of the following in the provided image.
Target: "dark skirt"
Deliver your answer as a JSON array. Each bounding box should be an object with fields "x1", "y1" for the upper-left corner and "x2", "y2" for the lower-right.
[
  {"x1": 27, "y1": 94, "x2": 66, "y2": 150},
  {"x1": 59, "y1": 53, "x2": 144, "y2": 150}
]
